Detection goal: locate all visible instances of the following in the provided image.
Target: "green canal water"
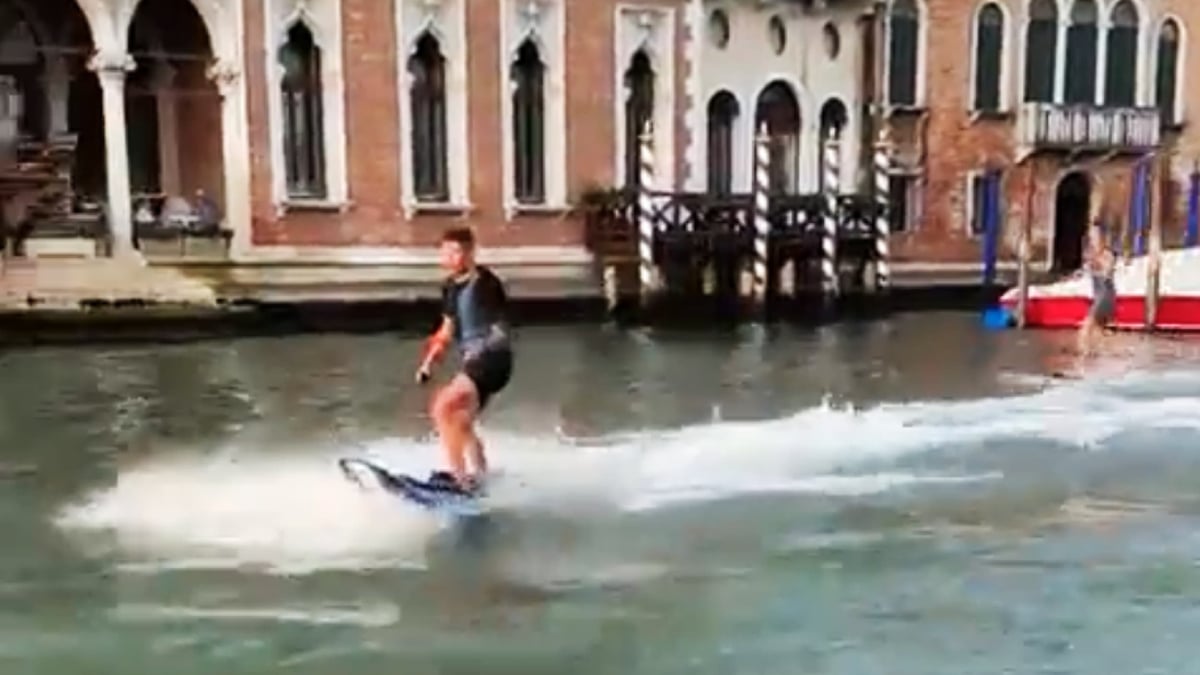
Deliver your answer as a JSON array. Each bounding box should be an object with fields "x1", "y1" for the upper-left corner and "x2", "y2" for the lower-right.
[{"x1": 4, "y1": 313, "x2": 1200, "y2": 674}]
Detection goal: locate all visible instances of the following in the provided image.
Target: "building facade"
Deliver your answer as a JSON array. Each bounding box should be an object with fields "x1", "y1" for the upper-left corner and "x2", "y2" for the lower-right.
[
  {"x1": 0, "y1": 0, "x2": 1196, "y2": 284},
  {"x1": 887, "y1": 0, "x2": 1197, "y2": 273}
]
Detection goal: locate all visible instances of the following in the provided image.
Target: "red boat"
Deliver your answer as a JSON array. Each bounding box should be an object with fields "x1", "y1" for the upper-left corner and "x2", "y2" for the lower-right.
[{"x1": 998, "y1": 247, "x2": 1200, "y2": 331}]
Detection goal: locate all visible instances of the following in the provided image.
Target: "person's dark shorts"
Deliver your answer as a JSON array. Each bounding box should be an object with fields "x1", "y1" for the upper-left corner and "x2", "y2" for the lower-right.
[
  {"x1": 462, "y1": 347, "x2": 512, "y2": 410},
  {"x1": 1089, "y1": 293, "x2": 1115, "y2": 325}
]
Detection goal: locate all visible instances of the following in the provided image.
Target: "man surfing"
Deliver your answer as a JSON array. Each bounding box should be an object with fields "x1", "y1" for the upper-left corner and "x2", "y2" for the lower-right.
[
  {"x1": 415, "y1": 227, "x2": 513, "y2": 492},
  {"x1": 1076, "y1": 222, "x2": 1117, "y2": 359}
]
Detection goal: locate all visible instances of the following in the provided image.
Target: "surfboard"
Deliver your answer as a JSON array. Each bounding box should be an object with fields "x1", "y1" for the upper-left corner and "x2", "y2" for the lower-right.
[{"x1": 337, "y1": 457, "x2": 486, "y2": 516}]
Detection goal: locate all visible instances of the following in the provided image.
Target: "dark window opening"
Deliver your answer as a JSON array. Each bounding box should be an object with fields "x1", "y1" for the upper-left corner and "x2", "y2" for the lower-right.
[
  {"x1": 974, "y1": 3, "x2": 1004, "y2": 111},
  {"x1": 1156, "y1": 20, "x2": 1180, "y2": 126},
  {"x1": 409, "y1": 33, "x2": 449, "y2": 202},
  {"x1": 706, "y1": 91, "x2": 738, "y2": 195},
  {"x1": 888, "y1": 0, "x2": 919, "y2": 106},
  {"x1": 511, "y1": 39, "x2": 545, "y2": 204},
  {"x1": 1104, "y1": 0, "x2": 1139, "y2": 106},
  {"x1": 623, "y1": 50, "x2": 654, "y2": 189},
  {"x1": 888, "y1": 174, "x2": 917, "y2": 232},
  {"x1": 1064, "y1": 0, "x2": 1098, "y2": 104},
  {"x1": 1024, "y1": 0, "x2": 1058, "y2": 102},
  {"x1": 278, "y1": 22, "x2": 326, "y2": 199}
]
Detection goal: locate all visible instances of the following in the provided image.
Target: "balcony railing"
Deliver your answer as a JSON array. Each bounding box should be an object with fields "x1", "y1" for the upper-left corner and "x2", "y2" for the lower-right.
[{"x1": 1017, "y1": 102, "x2": 1160, "y2": 152}]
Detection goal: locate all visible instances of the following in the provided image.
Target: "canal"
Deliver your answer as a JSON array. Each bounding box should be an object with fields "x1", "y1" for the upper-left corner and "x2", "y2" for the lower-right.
[{"x1": 3, "y1": 312, "x2": 1200, "y2": 674}]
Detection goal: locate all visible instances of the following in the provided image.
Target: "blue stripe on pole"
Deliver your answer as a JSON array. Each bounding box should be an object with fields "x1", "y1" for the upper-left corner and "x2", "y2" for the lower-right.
[
  {"x1": 1133, "y1": 158, "x2": 1149, "y2": 257},
  {"x1": 981, "y1": 170, "x2": 1000, "y2": 290}
]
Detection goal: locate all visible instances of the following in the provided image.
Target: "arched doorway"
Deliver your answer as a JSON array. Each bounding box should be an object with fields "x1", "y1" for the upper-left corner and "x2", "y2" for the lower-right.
[
  {"x1": 754, "y1": 80, "x2": 800, "y2": 193},
  {"x1": 0, "y1": 0, "x2": 101, "y2": 251},
  {"x1": 1053, "y1": 171, "x2": 1091, "y2": 271}
]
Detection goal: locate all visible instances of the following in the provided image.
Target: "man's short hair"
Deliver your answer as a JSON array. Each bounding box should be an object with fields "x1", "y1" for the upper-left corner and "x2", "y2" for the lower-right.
[{"x1": 442, "y1": 227, "x2": 475, "y2": 248}]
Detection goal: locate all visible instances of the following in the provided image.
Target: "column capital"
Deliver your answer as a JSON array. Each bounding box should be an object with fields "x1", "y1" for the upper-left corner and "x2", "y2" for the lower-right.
[
  {"x1": 88, "y1": 50, "x2": 136, "y2": 82},
  {"x1": 207, "y1": 59, "x2": 241, "y2": 97}
]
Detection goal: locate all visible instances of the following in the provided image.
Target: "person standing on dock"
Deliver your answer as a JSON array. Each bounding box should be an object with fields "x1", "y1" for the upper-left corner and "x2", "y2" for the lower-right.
[
  {"x1": 1077, "y1": 223, "x2": 1117, "y2": 358},
  {"x1": 415, "y1": 227, "x2": 514, "y2": 491}
]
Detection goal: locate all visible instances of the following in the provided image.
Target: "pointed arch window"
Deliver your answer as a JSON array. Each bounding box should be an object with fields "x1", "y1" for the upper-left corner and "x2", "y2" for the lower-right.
[
  {"x1": 409, "y1": 33, "x2": 448, "y2": 202},
  {"x1": 511, "y1": 39, "x2": 545, "y2": 204},
  {"x1": 1024, "y1": 0, "x2": 1057, "y2": 102},
  {"x1": 278, "y1": 22, "x2": 326, "y2": 199},
  {"x1": 1156, "y1": 19, "x2": 1181, "y2": 126},
  {"x1": 1065, "y1": 0, "x2": 1099, "y2": 104},
  {"x1": 623, "y1": 50, "x2": 654, "y2": 188},
  {"x1": 973, "y1": 3, "x2": 1004, "y2": 112}
]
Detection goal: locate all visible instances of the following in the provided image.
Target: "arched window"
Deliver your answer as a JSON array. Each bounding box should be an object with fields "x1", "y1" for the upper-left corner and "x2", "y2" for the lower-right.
[
  {"x1": 1156, "y1": 19, "x2": 1181, "y2": 126},
  {"x1": 1024, "y1": 0, "x2": 1057, "y2": 102},
  {"x1": 623, "y1": 50, "x2": 653, "y2": 188},
  {"x1": 409, "y1": 33, "x2": 448, "y2": 201},
  {"x1": 973, "y1": 3, "x2": 1004, "y2": 111},
  {"x1": 1104, "y1": 0, "x2": 1139, "y2": 106},
  {"x1": 887, "y1": 0, "x2": 919, "y2": 106},
  {"x1": 1064, "y1": 0, "x2": 1099, "y2": 104},
  {"x1": 706, "y1": 91, "x2": 738, "y2": 195},
  {"x1": 818, "y1": 98, "x2": 847, "y2": 190},
  {"x1": 278, "y1": 22, "x2": 325, "y2": 198},
  {"x1": 754, "y1": 81, "x2": 801, "y2": 193},
  {"x1": 511, "y1": 39, "x2": 544, "y2": 203}
]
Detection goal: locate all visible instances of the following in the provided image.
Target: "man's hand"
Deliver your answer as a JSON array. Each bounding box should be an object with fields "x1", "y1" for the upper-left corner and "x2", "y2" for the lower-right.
[{"x1": 415, "y1": 362, "x2": 432, "y2": 385}]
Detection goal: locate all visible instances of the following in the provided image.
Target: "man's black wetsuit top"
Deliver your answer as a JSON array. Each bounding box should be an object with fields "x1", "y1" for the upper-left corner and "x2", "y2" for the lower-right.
[{"x1": 441, "y1": 265, "x2": 513, "y2": 408}]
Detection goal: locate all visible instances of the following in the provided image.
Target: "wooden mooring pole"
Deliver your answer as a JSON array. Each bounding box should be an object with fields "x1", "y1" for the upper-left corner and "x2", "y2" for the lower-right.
[
  {"x1": 1146, "y1": 152, "x2": 1164, "y2": 331},
  {"x1": 637, "y1": 121, "x2": 657, "y2": 311}
]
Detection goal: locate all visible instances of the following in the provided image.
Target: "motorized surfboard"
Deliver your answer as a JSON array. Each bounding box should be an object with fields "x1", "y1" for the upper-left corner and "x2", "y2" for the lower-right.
[{"x1": 337, "y1": 457, "x2": 486, "y2": 517}]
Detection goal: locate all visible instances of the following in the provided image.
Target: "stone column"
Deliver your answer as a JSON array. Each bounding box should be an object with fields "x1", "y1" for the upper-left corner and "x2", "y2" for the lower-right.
[
  {"x1": 89, "y1": 50, "x2": 137, "y2": 258},
  {"x1": 41, "y1": 57, "x2": 71, "y2": 136},
  {"x1": 153, "y1": 61, "x2": 180, "y2": 196},
  {"x1": 208, "y1": 59, "x2": 250, "y2": 256}
]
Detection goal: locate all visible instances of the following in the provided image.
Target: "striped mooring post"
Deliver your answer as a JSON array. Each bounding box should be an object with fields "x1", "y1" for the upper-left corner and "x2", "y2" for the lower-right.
[
  {"x1": 821, "y1": 130, "x2": 840, "y2": 301},
  {"x1": 637, "y1": 120, "x2": 656, "y2": 306},
  {"x1": 752, "y1": 123, "x2": 771, "y2": 309},
  {"x1": 873, "y1": 126, "x2": 892, "y2": 292}
]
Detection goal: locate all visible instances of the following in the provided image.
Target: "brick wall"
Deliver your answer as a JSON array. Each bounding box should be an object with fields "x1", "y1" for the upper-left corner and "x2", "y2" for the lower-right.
[
  {"x1": 243, "y1": 0, "x2": 689, "y2": 250},
  {"x1": 896, "y1": 0, "x2": 1200, "y2": 266}
]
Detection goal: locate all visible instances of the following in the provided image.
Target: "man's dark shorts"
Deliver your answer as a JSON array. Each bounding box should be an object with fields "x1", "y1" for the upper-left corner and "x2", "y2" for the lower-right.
[
  {"x1": 463, "y1": 347, "x2": 512, "y2": 410},
  {"x1": 1089, "y1": 292, "x2": 1116, "y2": 325}
]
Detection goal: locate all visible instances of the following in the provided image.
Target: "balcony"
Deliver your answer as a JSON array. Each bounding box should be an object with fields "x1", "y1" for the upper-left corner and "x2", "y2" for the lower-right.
[{"x1": 1017, "y1": 102, "x2": 1160, "y2": 153}]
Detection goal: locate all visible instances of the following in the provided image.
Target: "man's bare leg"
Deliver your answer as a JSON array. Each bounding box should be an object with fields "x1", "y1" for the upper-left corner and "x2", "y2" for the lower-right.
[
  {"x1": 432, "y1": 374, "x2": 480, "y2": 488},
  {"x1": 466, "y1": 430, "x2": 487, "y2": 475}
]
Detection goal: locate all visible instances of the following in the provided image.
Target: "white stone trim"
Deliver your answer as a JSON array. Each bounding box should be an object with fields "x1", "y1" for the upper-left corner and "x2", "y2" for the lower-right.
[
  {"x1": 499, "y1": 0, "x2": 567, "y2": 218},
  {"x1": 964, "y1": 169, "x2": 983, "y2": 238},
  {"x1": 967, "y1": 1, "x2": 1013, "y2": 113},
  {"x1": 115, "y1": 0, "x2": 239, "y2": 70},
  {"x1": 1129, "y1": 0, "x2": 1151, "y2": 107},
  {"x1": 263, "y1": 0, "x2": 349, "y2": 211},
  {"x1": 883, "y1": 0, "x2": 928, "y2": 109},
  {"x1": 614, "y1": 4, "x2": 676, "y2": 189},
  {"x1": 396, "y1": 0, "x2": 471, "y2": 217},
  {"x1": 683, "y1": 0, "x2": 704, "y2": 191}
]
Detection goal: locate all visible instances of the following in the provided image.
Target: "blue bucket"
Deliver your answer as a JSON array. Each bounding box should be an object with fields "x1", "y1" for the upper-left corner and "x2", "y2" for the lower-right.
[{"x1": 981, "y1": 306, "x2": 1013, "y2": 330}]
